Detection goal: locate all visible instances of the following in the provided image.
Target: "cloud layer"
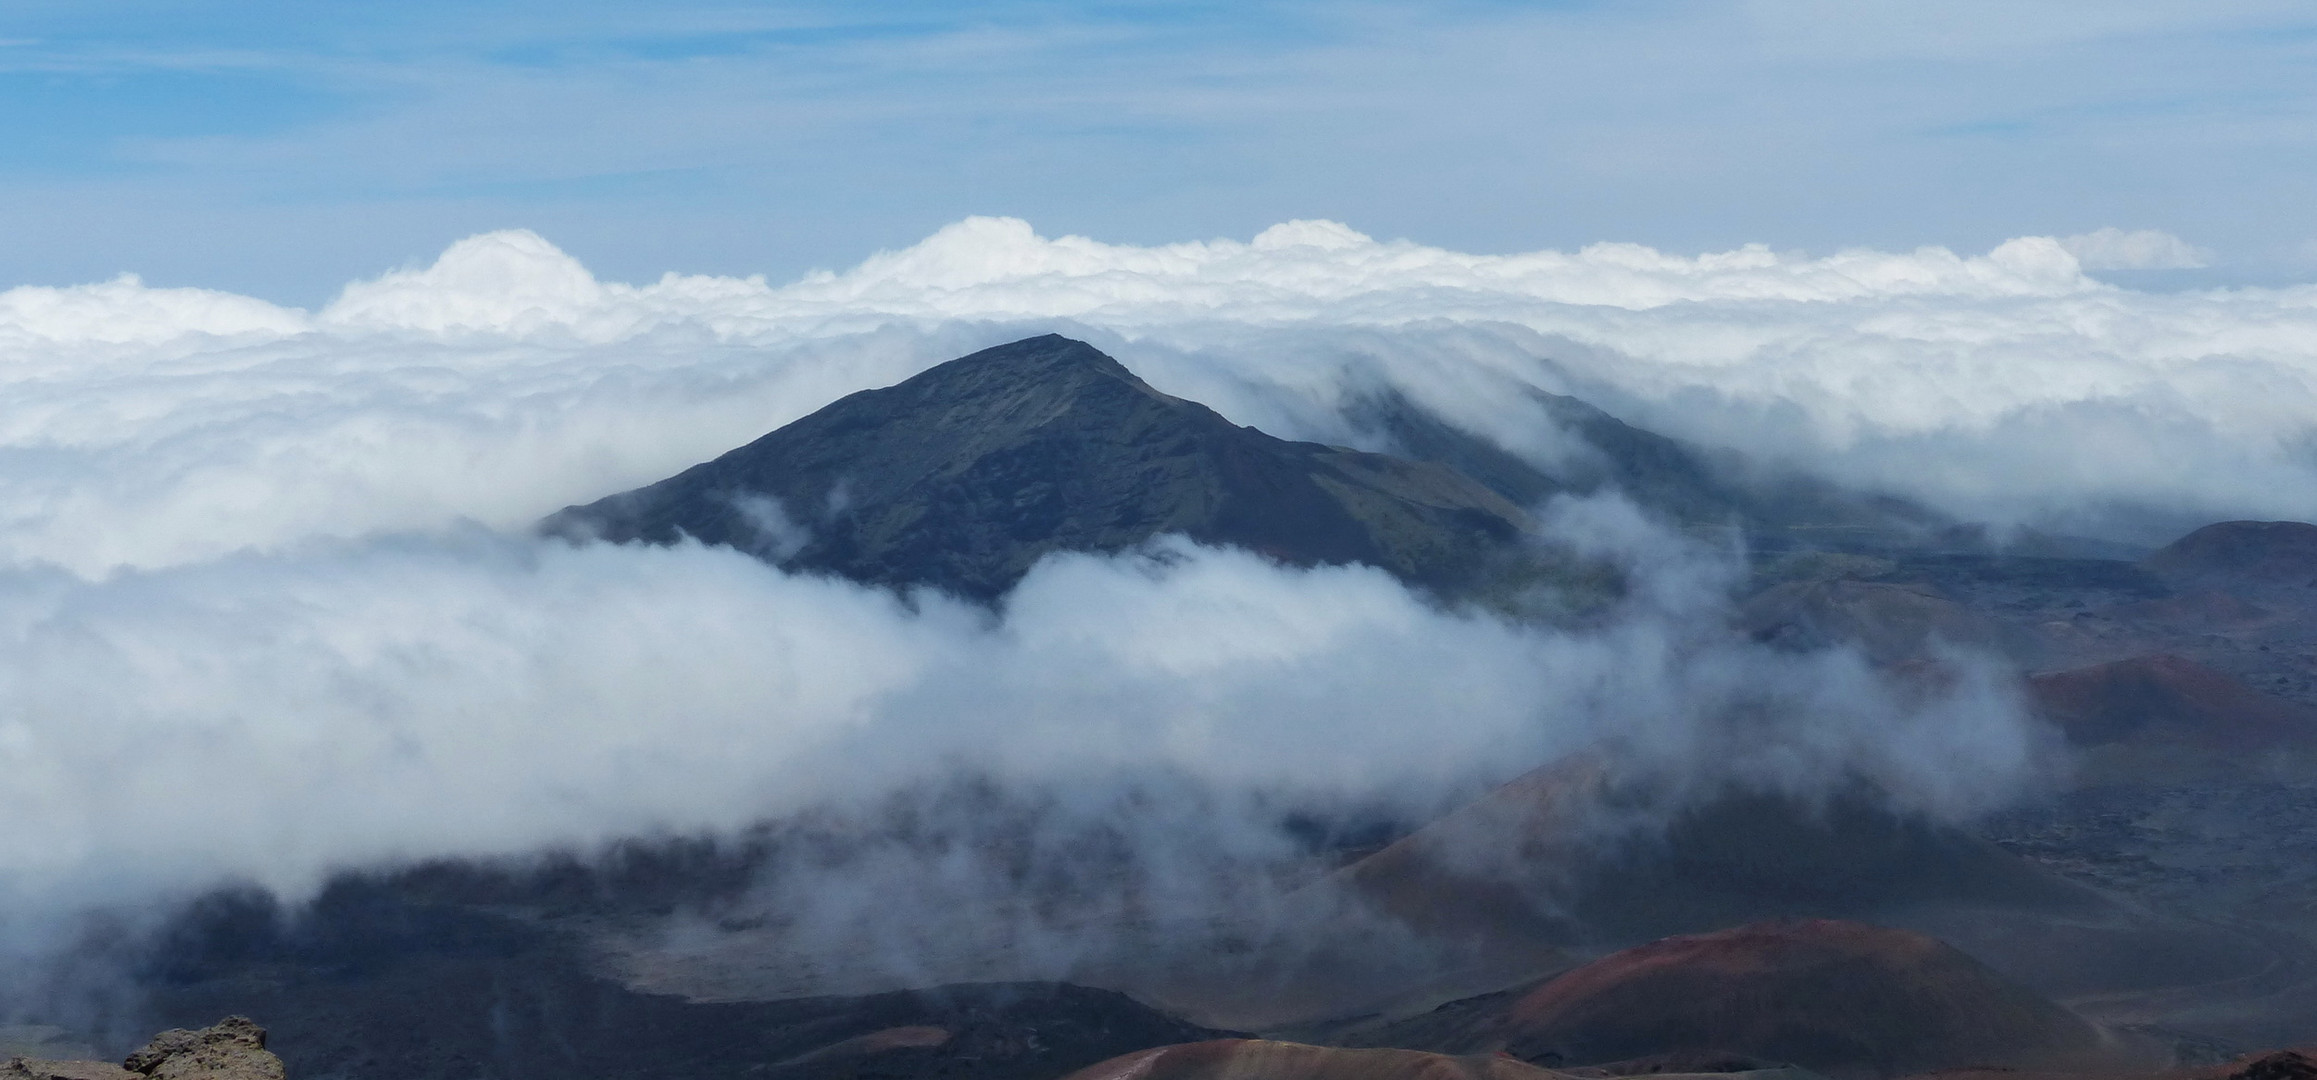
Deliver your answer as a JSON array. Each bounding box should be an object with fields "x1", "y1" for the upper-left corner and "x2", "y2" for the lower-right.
[
  {"x1": 0, "y1": 218, "x2": 2282, "y2": 970},
  {"x1": 0, "y1": 522, "x2": 2042, "y2": 918},
  {"x1": 2, "y1": 218, "x2": 2312, "y2": 576}
]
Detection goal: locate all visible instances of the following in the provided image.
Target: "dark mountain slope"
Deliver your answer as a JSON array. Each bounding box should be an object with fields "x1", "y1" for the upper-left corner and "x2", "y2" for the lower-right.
[
  {"x1": 1350, "y1": 391, "x2": 1948, "y2": 550},
  {"x1": 545, "y1": 335, "x2": 1532, "y2": 599},
  {"x1": 1327, "y1": 758, "x2": 2096, "y2": 953},
  {"x1": 2146, "y1": 521, "x2": 2317, "y2": 588},
  {"x1": 140, "y1": 880, "x2": 1222, "y2": 1080}
]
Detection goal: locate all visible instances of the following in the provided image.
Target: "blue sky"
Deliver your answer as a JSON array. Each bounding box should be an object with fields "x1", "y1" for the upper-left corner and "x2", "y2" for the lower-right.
[{"x1": 6, "y1": 1, "x2": 2317, "y2": 302}]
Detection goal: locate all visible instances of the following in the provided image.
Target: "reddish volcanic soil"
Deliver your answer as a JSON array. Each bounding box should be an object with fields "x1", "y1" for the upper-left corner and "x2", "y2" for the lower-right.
[
  {"x1": 2025, "y1": 654, "x2": 2317, "y2": 785},
  {"x1": 2029, "y1": 654, "x2": 2317, "y2": 752},
  {"x1": 1377, "y1": 919, "x2": 2145, "y2": 1079},
  {"x1": 1058, "y1": 1039, "x2": 1567, "y2": 1080},
  {"x1": 1332, "y1": 756, "x2": 1609, "y2": 945}
]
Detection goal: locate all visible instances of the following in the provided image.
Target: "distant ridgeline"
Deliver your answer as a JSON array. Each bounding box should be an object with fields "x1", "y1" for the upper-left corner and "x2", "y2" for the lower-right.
[{"x1": 542, "y1": 334, "x2": 1940, "y2": 600}]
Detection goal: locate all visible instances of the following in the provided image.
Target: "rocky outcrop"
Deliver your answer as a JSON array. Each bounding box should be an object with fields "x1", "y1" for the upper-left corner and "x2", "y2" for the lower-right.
[
  {"x1": 122, "y1": 1018, "x2": 282, "y2": 1080},
  {"x1": 2, "y1": 1019, "x2": 280, "y2": 1080},
  {"x1": 0, "y1": 1058, "x2": 136, "y2": 1080}
]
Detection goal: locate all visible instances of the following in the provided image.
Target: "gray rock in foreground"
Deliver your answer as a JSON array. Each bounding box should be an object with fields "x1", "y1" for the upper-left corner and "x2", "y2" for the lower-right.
[
  {"x1": 123, "y1": 1017, "x2": 283, "y2": 1080},
  {"x1": 5, "y1": 1018, "x2": 282, "y2": 1080}
]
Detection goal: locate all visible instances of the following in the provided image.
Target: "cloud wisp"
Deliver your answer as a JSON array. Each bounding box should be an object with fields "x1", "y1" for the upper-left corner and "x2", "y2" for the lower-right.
[{"x1": 2057, "y1": 227, "x2": 2212, "y2": 271}]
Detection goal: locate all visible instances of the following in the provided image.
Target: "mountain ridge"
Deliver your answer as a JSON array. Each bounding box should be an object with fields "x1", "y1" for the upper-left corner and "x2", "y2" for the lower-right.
[{"x1": 544, "y1": 334, "x2": 1536, "y2": 599}]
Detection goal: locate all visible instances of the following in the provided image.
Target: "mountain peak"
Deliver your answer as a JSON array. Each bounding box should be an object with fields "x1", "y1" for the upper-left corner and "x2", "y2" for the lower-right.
[
  {"x1": 959, "y1": 332, "x2": 1120, "y2": 369},
  {"x1": 856, "y1": 335, "x2": 1178, "y2": 433},
  {"x1": 918, "y1": 334, "x2": 1137, "y2": 387},
  {"x1": 544, "y1": 335, "x2": 1531, "y2": 599}
]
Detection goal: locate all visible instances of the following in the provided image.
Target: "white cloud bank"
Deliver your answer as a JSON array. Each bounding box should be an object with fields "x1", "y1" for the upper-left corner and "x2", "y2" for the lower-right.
[
  {"x1": 0, "y1": 217, "x2": 2301, "y2": 578},
  {"x1": 0, "y1": 513, "x2": 2039, "y2": 936},
  {"x1": 0, "y1": 218, "x2": 2280, "y2": 975}
]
